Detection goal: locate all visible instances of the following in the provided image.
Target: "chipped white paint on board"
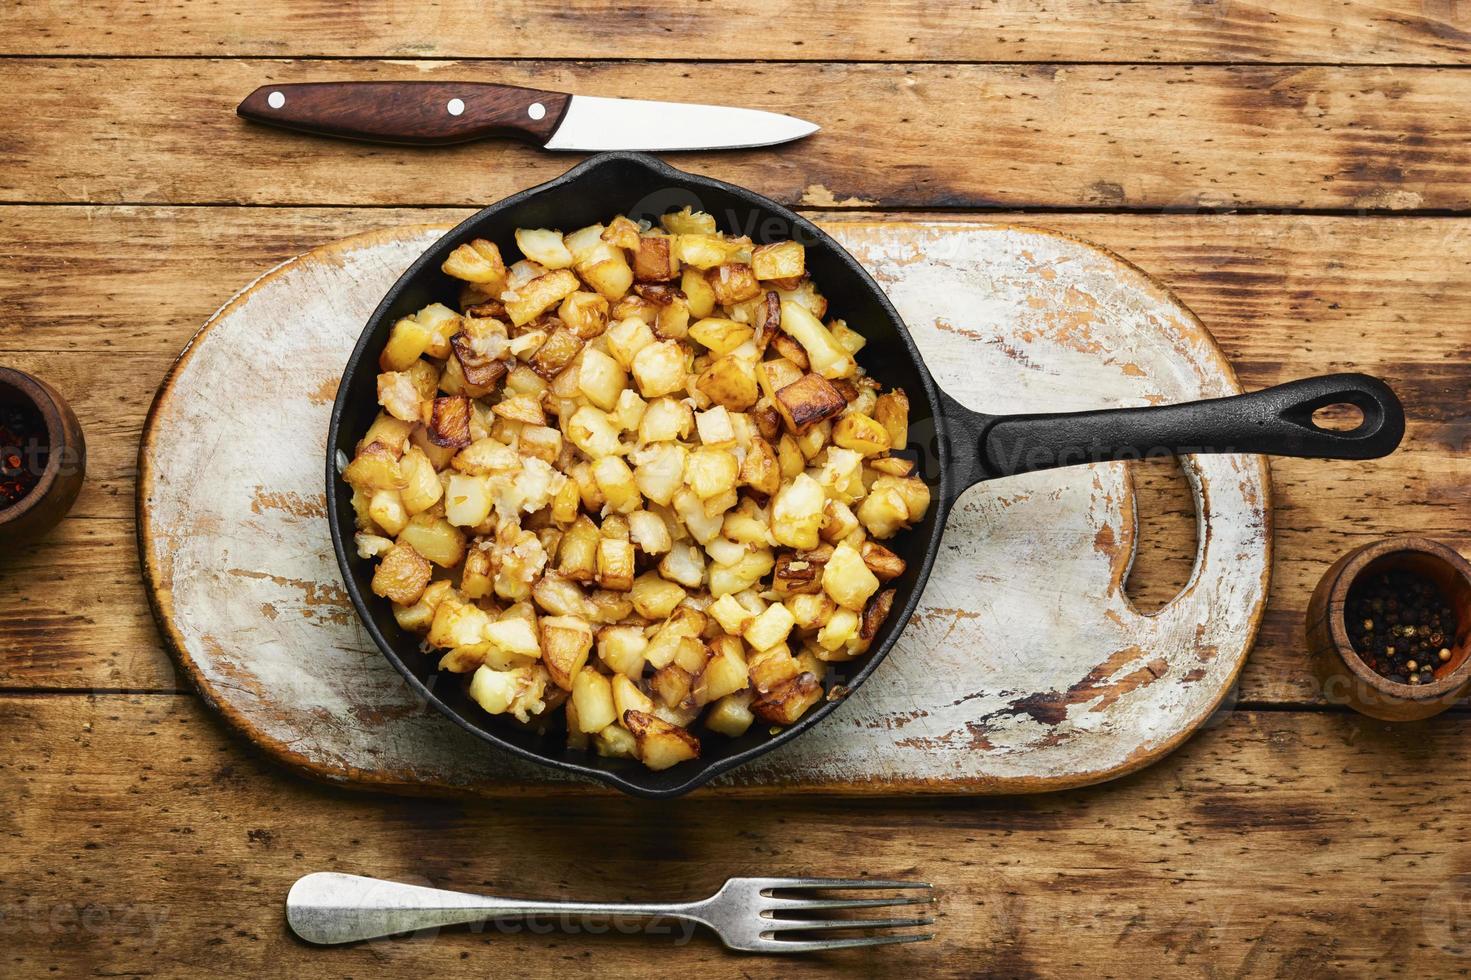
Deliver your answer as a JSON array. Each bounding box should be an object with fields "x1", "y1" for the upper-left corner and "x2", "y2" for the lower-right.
[{"x1": 138, "y1": 221, "x2": 1270, "y2": 794}]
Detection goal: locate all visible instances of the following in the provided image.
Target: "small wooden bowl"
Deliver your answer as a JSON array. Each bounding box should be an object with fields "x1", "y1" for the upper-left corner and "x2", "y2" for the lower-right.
[
  {"x1": 0, "y1": 367, "x2": 86, "y2": 545},
  {"x1": 1307, "y1": 536, "x2": 1471, "y2": 721}
]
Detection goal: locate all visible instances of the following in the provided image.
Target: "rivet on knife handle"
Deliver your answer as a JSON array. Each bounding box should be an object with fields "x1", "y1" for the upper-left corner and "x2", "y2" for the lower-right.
[{"x1": 236, "y1": 81, "x2": 572, "y2": 147}]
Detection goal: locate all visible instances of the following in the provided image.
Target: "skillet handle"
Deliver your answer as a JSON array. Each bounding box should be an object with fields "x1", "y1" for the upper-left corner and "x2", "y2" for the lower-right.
[{"x1": 959, "y1": 373, "x2": 1404, "y2": 483}]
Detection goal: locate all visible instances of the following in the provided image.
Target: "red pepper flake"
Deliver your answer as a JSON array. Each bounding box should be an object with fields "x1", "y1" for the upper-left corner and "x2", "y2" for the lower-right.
[{"x1": 0, "y1": 401, "x2": 47, "y2": 508}]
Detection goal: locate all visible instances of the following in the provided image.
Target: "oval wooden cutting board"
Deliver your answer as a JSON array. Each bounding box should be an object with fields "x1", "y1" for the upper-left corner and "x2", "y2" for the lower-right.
[{"x1": 137, "y1": 220, "x2": 1270, "y2": 795}]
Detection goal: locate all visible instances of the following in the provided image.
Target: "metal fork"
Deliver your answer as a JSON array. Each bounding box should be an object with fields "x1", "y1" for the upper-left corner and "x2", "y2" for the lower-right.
[{"x1": 288, "y1": 872, "x2": 935, "y2": 953}]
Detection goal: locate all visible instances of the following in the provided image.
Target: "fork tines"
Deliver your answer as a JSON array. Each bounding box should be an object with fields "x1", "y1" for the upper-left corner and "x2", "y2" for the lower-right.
[{"x1": 760, "y1": 878, "x2": 935, "y2": 951}]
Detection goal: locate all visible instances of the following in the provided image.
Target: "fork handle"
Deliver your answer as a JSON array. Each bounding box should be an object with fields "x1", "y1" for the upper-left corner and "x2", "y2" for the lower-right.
[{"x1": 287, "y1": 873, "x2": 707, "y2": 945}]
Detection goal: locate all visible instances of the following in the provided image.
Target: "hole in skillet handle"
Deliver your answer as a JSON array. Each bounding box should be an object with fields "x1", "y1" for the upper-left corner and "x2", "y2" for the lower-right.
[{"x1": 326, "y1": 152, "x2": 954, "y2": 799}]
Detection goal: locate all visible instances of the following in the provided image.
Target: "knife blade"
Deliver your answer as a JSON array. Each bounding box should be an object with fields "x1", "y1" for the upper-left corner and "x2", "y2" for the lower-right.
[{"x1": 237, "y1": 82, "x2": 819, "y2": 152}]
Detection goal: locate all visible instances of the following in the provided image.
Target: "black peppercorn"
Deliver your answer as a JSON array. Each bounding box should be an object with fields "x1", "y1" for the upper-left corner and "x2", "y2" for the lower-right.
[{"x1": 1347, "y1": 569, "x2": 1459, "y2": 684}]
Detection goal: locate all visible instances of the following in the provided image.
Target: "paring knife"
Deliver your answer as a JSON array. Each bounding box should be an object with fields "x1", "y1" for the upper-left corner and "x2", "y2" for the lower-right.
[{"x1": 236, "y1": 81, "x2": 819, "y2": 151}]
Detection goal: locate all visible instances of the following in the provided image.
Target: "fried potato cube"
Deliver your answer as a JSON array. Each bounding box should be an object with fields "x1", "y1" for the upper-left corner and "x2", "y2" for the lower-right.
[
  {"x1": 638, "y1": 397, "x2": 692, "y2": 442},
  {"x1": 744, "y1": 602, "x2": 796, "y2": 652},
  {"x1": 786, "y1": 591, "x2": 837, "y2": 630},
  {"x1": 816, "y1": 606, "x2": 860, "y2": 651},
  {"x1": 658, "y1": 541, "x2": 707, "y2": 589},
  {"x1": 601, "y1": 215, "x2": 642, "y2": 250},
  {"x1": 693, "y1": 635, "x2": 749, "y2": 706},
  {"x1": 708, "y1": 548, "x2": 774, "y2": 597},
  {"x1": 651, "y1": 663, "x2": 696, "y2": 708},
  {"x1": 751, "y1": 241, "x2": 805, "y2": 281},
  {"x1": 469, "y1": 665, "x2": 546, "y2": 722},
  {"x1": 484, "y1": 615, "x2": 542, "y2": 657},
  {"x1": 355, "y1": 532, "x2": 394, "y2": 560},
  {"x1": 575, "y1": 346, "x2": 626, "y2": 412},
  {"x1": 705, "y1": 691, "x2": 755, "y2": 737},
  {"x1": 539, "y1": 615, "x2": 593, "y2": 690},
  {"x1": 528, "y1": 327, "x2": 584, "y2": 380},
  {"x1": 738, "y1": 436, "x2": 781, "y2": 497},
  {"x1": 597, "y1": 624, "x2": 649, "y2": 678},
  {"x1": 822, "y1": 541, "x2": 880, "y2": 611},
  {"x1": 579, "y1": 254, "x2": 634, "y2": 301},
  {"x1": 379, "y1": 317, "x2": 434, "y2": 372},
  {"x1": 682, "y1": 267, "x2": 717, "y2": 318},
  {"x1": 707, "y1": 263, "x2": 761, "y2": 305},
  {"x1": 428, "y1": 396, "x2": 472, "y2": 449},
  {"x1": 751, "y1": 672, "x2": 822, "y2": 725},
  {"x1": 370, "y1": 542, "x2": 433, "y2": 605},
  {"x1": 559, "y1": 290, "x2": 610, "y2": 339},
  {"x1": 688, "y1": 317, "x2": 753, "y2": 355},
  {"x1": 630, "y1": 340, "x2": 688, "y2": 398},
  {"x1": 747, "y1": 647, "x2": 800, "y2": 694},
  {"x1": 660, "y1": 206, "x2": 718, "y2": 236},
  {"x1": 832, "y1": 412, "x2": 892, "y2": 456},
  {"x1": 860, "y1": 539, "x2": 907, "y2": 581},
  {"x1": 820, "y1": 498, "x2": 860, "y2": 544},
  {"x1": 770, "y1": 332, "x2": 810, "y2": 371},
  {"x1": 673, "y1": 234, "x2": 732, "y2": 270},
  {"x1": 772, "y1": 550, "x2": 825, "y2": 595},
  {"x1": 695, "y1": 355, "x2": 759, "y2": 412},
  {"x1": 854, "y1": 484, "x2": 907, "y2": 539},
  {"x1": 779, "y1": 300, "x2": 856, "y2": 379},
  {"x1": 634, "y1": 235, "x2": 678, "y2": 282},
  {"x1": 515, "y1": 228, "x2": 574, "y2": 270},
  {"x1": 612, "y1": 673, "x2": 656, "y2": 718},
  {"x1": 593, "y1": 456, "x2": 642, "y2": 514},
  {"x1": 596, "y1": 537, "x2": 636, "y2": 592},
  {"x1": 875, "y1": 474, "x2": 931, "y2": 522},
  {"x1": 343, "y1": 440, "x2": 408, "y2": 494},
  {"x1": 774, "y1": 373, "x2": 847, "y2": 434},
  {"x1": 567, "y1": 405, "x2": 623, "y2": 458},
  {"x1": 623, "y1": 710, "x2": 700, "y2": 770},
  {"x1": 571, "y1": 668, "x2": 617, "y2": 732},
  {"x1": 442, "y1": 239, "x2": 509, "y2": 291},
  {"x1": 594, "y1": 723, "x2": 637, "y2": 758},
  {"x1": 605, "y1": 317, "x2": 657, "y2": 370},
  {"x1": 504, "y1": 269, "x2": 580, "y2": 326},
  {"x1": 771, "y1": 472, "x2": 826, "y2": 550},
  {"x1": 376, "y1": 370, "x2": 426, "y2": 423},
  {"x1": 628, "y1": 509, "x2": 673, "y2": 555},
  {"x1": 398, "y1": 514, "x2": 467, "y2": 567},
  {"x1": 685, "y1": 447, "x2": 739, "y2": 501},
  {"x1": 860, "y1": 587, "x2": 897, "y2": 643},
  {"x1": 428, "y1": 596, "x2": 493, "y2": 650},
  {"x1": 632, "y1": 442, "x2": 687, "y2": 506},
  {"x1": 555, "y1": 515, "x2": 598, "y2": 581},
  {"x1": 443, "y1": 473, "x2": 491, "y2": 527},
  {"x1": 708, "y1": 593, "x2": 756, "y2": 635}
]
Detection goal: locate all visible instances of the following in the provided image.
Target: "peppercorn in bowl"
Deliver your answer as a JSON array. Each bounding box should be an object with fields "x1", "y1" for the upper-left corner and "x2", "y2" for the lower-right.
[{"x1": 328, "y1": 154, "x2": 948, "y2": 797}]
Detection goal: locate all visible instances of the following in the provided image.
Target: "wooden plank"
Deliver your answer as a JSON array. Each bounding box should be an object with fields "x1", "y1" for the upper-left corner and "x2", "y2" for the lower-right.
[
  {"x1": 5, "y1": 60, "x2": 1471, "y2": 210},
  {"x1": 3, "y1": 693, "x2": 1470, "y2": 977},
  {"x1": 3, "y1": 207, "x2": 1468, "y2": 707},
  {"x1": 3, "y1": 0, "x2": 1470, "y2": 64}
]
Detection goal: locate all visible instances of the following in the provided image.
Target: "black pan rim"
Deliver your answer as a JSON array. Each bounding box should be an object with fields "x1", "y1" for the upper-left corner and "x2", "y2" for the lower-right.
[{"x1": 326, "y1": 151, "x2": 957, "y2": 799}]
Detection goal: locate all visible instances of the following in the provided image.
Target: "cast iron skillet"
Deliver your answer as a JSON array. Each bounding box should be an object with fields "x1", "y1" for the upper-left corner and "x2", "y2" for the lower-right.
[{"x1": 328, "y1": 152, "x2": 1405, "y2": 799}]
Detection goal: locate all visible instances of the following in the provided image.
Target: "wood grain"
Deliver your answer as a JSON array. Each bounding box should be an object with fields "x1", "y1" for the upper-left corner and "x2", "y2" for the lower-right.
[
  {"x1": 4, "y1": 692, "x2": 1471, "y2": 977},
  {"x1": 5, "y1": 60, "x2": 1471, "y2": 210},
  {"x1": 3, "y1": 0, "x2": 1470, "y2": 64},
  {"x1": 2, "y1": 207, "x2": 1467, "y2": 709}
]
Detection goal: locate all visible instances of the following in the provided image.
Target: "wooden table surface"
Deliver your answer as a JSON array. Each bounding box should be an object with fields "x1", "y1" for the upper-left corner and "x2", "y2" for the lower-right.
[{"x1": 4, "y1": 4, "x2": 1471, "y2": 977}]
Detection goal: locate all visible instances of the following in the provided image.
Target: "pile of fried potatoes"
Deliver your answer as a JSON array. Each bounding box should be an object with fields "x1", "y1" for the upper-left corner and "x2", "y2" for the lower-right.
[{"x1": 342, "y1": 207, "x2": 931, "y2": 770}]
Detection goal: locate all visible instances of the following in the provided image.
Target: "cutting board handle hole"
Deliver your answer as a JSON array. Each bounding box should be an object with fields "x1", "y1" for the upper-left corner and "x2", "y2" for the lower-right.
[{"x1": 1123, "y1": 456, "x2": 1199, "y2": 614}]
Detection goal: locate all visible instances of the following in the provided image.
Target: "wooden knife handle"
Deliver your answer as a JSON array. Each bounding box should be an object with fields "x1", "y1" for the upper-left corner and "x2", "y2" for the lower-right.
[{"x1": 236, "y1": 82, "x2": 572, "y2": 146}]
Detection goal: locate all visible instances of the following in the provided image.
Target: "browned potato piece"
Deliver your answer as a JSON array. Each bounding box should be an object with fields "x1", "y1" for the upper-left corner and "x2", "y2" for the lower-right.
[
  {"x1": 558, "y1": 290, "x2": 610, "y2": 339},
  {"x1": 695, "y1": 356, "x2": 759, "y2": 412},
  {"x1": 450, "y1": 334, "x2": 508, "y2": 391},
  {"x1": 868, "y1": 455, "x2": 915, "y2": 477},
  {"x1": 873, "y1": 389, "x2": 910, "y2": 449},
  {"x1": 706, "y1": 263, "x2": 761, "y2": 305},
  {"x1": 775, "y1": 373, "x2": 847, "y2": 434},
  {"x1": 371, "y1": 542, "x2": 433, "y2": 605},
  {"x1": 860, "y1": 539, "x2": 907, "y2": 581},
  {"x1": 770, "y1": 332, "x2": 810, "y2": 370},
  {"x1": 602, "y1": 215, "x2": 641, "y2": 250},
  {"x1": 651, "y1": 663, "x2": 696, "y2": 708},
  {"x1": 634, "y1": 235, "x2": 677, "y2": 282},
  {"x1": 429, "y1": 395, "x2": 472, "y2": 448},
  {"x1": 772, "y1": 550, "x2": 826, "y2": 595},
  {"x1": 596, "y1": 537, "x2": 636, "y2": 592},
  {"x1": 442, "y1": 239, "x2": 509, "y2": 292},
  {"x1": 751, "y1": 671, "x2": 823, "y2": 725},
  {"x1": 540, "y1": 616, "x2": 594, "y2": 691},
  {"x1": 343, "y1": 440, "x2": 408, "y2": 493},
  {"x1": 751, "y1": 241, "x2": 806, "y2": 281},
  {"x1": 738, "y1": 436, "x2": 781, "y2": 497},
  {"x1": 624, "y1": 710, "x2": 701, "y2": 770},
  {"x1": 529, "y1": 327, "x2": 585, "y2": 379},
  {"x1": 860, "y1": 588, "x2": 897, "y2": 642}
]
